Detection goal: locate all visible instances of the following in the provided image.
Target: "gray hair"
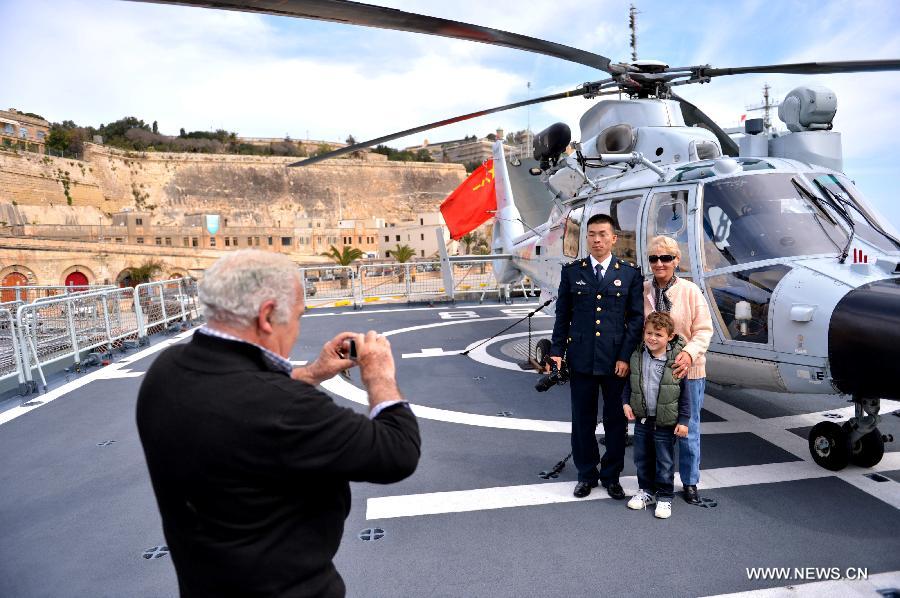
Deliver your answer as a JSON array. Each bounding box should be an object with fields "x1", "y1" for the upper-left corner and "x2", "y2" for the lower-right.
[
  {"x1": 649, "y1": 235, "x2": 681, "y2": 258},
  {"x1": 199, "y1": 250, "x2": 302, "y2": 328}
]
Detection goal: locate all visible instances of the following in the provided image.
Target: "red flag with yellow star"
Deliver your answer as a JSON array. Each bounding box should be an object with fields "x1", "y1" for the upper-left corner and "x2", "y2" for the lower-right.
[{"x1": 440, "y1": 159, "x2": 496, "y2": 240}]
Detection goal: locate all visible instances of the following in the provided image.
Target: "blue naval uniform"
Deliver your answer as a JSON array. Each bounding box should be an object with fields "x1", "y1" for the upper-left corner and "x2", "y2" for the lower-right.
[{"x1": 549, "y1": 254, "x2": 644, "y2": 485}]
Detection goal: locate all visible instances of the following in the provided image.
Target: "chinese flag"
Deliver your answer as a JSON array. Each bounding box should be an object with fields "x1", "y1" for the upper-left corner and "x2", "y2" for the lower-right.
[{"x1": 440, "y1": 159, "x2": 496, "y2": 240}]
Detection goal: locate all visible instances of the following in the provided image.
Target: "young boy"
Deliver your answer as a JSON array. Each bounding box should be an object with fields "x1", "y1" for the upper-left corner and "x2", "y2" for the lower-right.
[{"x1": 622, "y1": 312, "x2": 690, "y2": 519}]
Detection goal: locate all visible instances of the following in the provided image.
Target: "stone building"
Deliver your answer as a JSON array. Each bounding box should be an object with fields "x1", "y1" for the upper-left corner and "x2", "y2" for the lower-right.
[
  {"x1": 378, "y1": 212, "x2": 458, "y2": 260},
  {"x1": 406, "y1": 129, "x2": 513, "y2": 166},
  {"x1": 0, "y1": 109, "x2": 50, "y2": 154}
]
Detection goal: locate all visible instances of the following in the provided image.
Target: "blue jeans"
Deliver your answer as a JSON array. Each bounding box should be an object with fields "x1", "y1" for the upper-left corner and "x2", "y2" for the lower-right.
[
  {"x1": 678, "y1": 377, "x2": 706, "y2": 486},
  {"x1": 633, "y1": 418, "x2": 677, "y2": 500}
]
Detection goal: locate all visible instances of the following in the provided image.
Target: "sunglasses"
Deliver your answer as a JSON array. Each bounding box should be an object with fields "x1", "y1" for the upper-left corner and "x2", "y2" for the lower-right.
[{"x1": 648, "y1": 254, "x2": 676, "y2": 263}]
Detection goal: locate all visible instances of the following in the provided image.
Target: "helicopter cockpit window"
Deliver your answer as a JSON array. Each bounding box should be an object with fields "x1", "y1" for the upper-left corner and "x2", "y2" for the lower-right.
[
  {"x1": 810, "y1": 173, "x2": 900, "y2": 253},
  {"x1": 608, "y1": 195, "x2": 642, "y2": 263},
  {"x1": 647, "y1": 190, "x2": 692, "y2": 277},
  {"x1": 701, "y1": 173, "x2": 849, "y2": 269},
  {"x1": 705, "y1": 264, "x2": 790, "y2": 344},
  {"x1": 563, "y1": 206, "x2": 583, "y2": 258}
]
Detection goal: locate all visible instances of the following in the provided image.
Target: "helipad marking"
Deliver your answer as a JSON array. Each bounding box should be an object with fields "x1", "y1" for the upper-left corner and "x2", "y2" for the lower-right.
[
  {"x1": 304, "y1": 303, "x2": 541, "y2": 318},
  {"x1": 320, "y1": 375, "x2": 572, "y2": 433},
  {"x1": 402, "y1": 348, "x2": 464, "y2": 358},
  {"x1": 0, "y1": 328, "x2": 196, "y2": 427},
  {"x1": 366, "y1": 453, "x2": 900, "y2": 520},
  {"x1": 92, "y1": 368, "x2": 145, "y2": 380}
]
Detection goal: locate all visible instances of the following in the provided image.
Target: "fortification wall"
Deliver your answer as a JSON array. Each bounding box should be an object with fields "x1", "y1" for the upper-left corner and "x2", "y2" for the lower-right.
[{"x1": 0, "y1": 145, "x2": 466, "y2": 226}]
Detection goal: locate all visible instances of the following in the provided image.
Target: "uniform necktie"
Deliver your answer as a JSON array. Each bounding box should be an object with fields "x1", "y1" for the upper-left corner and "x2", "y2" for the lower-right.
[{"x1": 595, "y1": 263, "x2": 603, "y2": 281}]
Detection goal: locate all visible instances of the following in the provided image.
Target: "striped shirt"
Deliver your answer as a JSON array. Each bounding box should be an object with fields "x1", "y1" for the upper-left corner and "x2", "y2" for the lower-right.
[{"x1": 196, "y1": 326, "x2": 293, "y2": 376}]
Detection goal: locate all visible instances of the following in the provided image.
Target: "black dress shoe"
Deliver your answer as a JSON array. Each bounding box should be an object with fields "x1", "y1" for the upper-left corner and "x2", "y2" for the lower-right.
[
  {"x1": 603, "y1": 482, "x2": 626, "y2": 500},
  {"x1": 683, "y1": 485, "x2": 701, "y2": 505},
  {"x1": 573, "y1": 481, "x2": 598, "y2": 498}
]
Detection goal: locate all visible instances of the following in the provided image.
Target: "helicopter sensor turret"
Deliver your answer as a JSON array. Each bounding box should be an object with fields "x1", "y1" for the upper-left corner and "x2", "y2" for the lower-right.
[{"x1": 779, "y1": 85, "x2": 837, "y2": 132}]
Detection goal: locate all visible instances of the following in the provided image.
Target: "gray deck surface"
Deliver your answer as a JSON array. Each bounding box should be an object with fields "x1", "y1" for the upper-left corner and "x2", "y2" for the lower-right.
[{"x1": 1, "y1": 301, "x2": 898, "y2": 597}]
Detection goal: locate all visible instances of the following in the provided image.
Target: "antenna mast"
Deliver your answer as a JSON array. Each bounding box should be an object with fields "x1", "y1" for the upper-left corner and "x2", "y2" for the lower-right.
[
  {"x1": 629, "y1": 4, "x2": 639, "y2": 62},
  {"x1": 746, "y1": 83, "x2": 781, "y2": 133}
]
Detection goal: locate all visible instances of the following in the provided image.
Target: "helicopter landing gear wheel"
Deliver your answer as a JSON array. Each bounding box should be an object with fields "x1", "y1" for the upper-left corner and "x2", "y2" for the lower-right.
[
  {"x1": 849, "y1": 428, "x2": 885, "y2": 468},
  {"x1": 534, "y1": 339, "x2": 552, "y2": 368},
  {"x1": 808, "y1": 421, "x2": 850, "y2": 471}
]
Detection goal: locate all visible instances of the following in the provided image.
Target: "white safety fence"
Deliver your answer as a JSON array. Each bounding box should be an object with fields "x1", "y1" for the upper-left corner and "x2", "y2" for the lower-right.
[
  {"x1": 0, "y1": 279, "x2": 200, "y2": 394},
  {"x1": 304, "y1": 260, "x2": 539, "y2": 306},
  {"x1": 0, "y1": 284, "x2": 115, "y2": 304},
  {"x1": 300, "y1": 266, "x2": 357, "y2": 302}
]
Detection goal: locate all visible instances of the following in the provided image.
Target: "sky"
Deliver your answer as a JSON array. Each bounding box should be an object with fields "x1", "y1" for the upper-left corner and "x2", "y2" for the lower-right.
[{"x1": 3, "y1": 0, "x2": 900, "y2": 227}]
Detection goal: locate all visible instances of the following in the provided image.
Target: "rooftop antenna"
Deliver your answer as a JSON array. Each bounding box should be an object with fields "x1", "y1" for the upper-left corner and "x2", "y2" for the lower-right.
[{"x1": 629, "y1": 4, "x2": 640, "y2": 62}]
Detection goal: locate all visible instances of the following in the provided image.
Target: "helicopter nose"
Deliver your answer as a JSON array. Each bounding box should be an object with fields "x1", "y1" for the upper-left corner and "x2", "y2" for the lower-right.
[{"x1": 828, "y1": 277, "x2": 900, "y2": 399}]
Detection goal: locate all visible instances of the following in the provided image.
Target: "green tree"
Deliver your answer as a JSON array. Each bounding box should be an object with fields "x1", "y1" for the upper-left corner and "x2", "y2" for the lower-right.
[
  {"x1": 129, "y1": 259, "x2": 165, "y2": 283},
  {"x1": 321, "y1": 245, "x2": 364, "y2": 288},
  {"x1": 472, "y1": 240, "x2": 491, "y2": 273},
  {"x1": 390, "y1": 244, "x2": 415, "y2": 282},
  {"x1": 460, "y1": 232, "x2": 481, "y2": 254},
  {"x1": 152, "y1": 120, "x2": 158, "y2": 134}
]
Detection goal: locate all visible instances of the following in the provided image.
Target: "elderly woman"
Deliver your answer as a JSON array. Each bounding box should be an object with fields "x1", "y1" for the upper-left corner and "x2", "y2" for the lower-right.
[{"x1": 644, "y1": 235, "x2": 713, "y2": 505}]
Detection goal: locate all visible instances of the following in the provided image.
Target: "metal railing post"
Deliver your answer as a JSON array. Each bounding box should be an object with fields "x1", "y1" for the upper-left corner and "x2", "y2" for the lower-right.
[
  {"x1": 133, "y1": 286, "x2": 148, "y2": 344},
  {"x1": 15, "y1": 305, "x2": 35, "y2": 390},
  {"x1": 158, "y1": 283, "x2": 168, "y2": 324},
  {"x1": 66, "y1": 297, "x2": 82, "y2": 367},
  {"x1": 2, "y1": 308, "x2": 28, "y2": 394},
  {"x1": 404, "y1": 265, "x2": 411, "y2": 299},
  {"x1": 101, "y1": 291, "x2": 113, "y2": 354},
  {"x1": 177, "y1": 279, "x2": 187, "y2": 323}
]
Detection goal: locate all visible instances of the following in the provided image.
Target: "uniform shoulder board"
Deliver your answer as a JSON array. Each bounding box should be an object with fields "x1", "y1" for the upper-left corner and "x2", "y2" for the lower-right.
[{"x1": 562, "y1": 259, "x2": 580, "y2": 268}]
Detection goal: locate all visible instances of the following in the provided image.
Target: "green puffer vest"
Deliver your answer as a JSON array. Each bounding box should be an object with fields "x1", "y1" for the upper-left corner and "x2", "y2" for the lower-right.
[{"x1": 628, "y1": 335, "x2": 686, "y2": 426}]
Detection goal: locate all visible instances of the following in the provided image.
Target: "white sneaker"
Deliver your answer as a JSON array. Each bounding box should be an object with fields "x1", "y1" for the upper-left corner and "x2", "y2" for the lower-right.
[
  {"x1": 655, "y1": 500, "x2": 672, "y2": 519},
  {"x1": 627, "y1": 489, "x2": 656, "y2": 510}
]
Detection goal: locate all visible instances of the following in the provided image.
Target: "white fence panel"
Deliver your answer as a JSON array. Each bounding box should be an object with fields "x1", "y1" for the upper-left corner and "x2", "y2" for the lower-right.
[{"x1": 300, "y1": 266, "x2": 356, "y2": 302}]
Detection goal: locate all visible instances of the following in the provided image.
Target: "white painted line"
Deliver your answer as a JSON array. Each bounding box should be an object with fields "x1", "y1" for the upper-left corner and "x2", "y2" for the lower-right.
[
  {"x1": 0, "y1": 329, "x2": 196, "y2": 427},
  {"x1": 702, "y1": 570, "x2": 900, "y2": 597},
  {"x1": 304, "y1": 303, "x2": 540, "y2": 318},
  {"x1": 401, "y1": 348, "x2": 464, "y2": 359},
  {"x1": 92, "y1": 369, "x2": 145, "y2": 380},
  {"x1": 463, "y1": 330, "x2": 554, "y2": 372},
  {"x1": 367, "y1": 453, "x2": 900, "y2": 520},
  {"x1": 320, "y1": 375, "x2": 574, "y2": 433}
]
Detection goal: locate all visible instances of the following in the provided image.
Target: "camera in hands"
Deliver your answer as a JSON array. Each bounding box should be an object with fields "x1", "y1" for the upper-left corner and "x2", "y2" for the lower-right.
[{"x1": 535, "y1": 360, "x2": 569, "y2": 392}]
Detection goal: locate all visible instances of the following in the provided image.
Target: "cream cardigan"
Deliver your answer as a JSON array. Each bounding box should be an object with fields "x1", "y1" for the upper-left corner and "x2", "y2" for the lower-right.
[{"x1": 643, "y1": 277, "x2": 714, "y2": 379}]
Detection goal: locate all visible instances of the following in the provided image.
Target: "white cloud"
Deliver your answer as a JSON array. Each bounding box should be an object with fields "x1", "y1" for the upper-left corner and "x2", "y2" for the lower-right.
[{"x1": 2, "y1": 0, "x2": 897, "y2": 227}]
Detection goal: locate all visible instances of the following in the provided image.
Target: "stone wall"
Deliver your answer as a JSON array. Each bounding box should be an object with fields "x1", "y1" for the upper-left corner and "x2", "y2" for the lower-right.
[
  {"x1": 0, "y1": 237, "x2": 221, "y2": 286},
  {"x1": 0, "y1": 144, "x2": 466, "y2": 227}
]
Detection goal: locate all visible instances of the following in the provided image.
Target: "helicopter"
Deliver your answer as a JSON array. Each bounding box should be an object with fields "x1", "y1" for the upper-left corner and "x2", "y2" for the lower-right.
[{"x1": 136, "y1": 0, "x2": 900, "y2": 473}]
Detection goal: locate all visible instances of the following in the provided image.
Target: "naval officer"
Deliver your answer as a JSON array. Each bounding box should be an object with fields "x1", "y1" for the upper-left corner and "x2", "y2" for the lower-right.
[{"x1": 547, "y1": 214, "x2": 644, "y2": 499}]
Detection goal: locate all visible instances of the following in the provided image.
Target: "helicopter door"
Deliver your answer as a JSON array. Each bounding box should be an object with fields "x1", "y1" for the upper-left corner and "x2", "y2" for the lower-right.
[
  {"x1": 642, "y1": 187, "x2": 695, "y2": 281},
  {"x1": 584, "y1": 192, "x2": 646, "y2": 264}
]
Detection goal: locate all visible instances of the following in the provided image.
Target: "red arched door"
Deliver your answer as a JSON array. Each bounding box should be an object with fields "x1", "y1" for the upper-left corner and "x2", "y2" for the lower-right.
[
  {"x1": 65, "y1": 271, "x2": 89, "y2": 290},
  {"x1": 2, "y1": 272, "x2": 28, "y2": 302}
]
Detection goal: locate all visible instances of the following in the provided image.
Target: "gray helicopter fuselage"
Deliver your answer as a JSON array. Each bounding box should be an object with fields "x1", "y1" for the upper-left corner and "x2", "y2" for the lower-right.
[{"x1": 496, "y1": 152, "x2": 900, "y2": 398}]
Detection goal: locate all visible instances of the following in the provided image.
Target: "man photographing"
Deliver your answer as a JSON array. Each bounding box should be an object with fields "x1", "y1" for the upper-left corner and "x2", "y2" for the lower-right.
[
  {"x1": 547, "y1": 214, "x2": 644, "y2": 500},
  {"x1": 136, "y1": 250, "x2": 420, "y2": 597}
]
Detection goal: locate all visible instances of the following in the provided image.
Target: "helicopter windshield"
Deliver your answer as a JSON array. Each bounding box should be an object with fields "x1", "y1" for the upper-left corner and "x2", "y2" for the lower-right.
[
  {"x1": 701, "y1": 173, "x2": 850, "y2": 269},
  {"x1": 808, "y1": 173, "x2": 900, "y2": 253}
]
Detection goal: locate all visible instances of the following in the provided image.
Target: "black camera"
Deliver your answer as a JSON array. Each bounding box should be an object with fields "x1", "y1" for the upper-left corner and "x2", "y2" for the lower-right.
[{"x1": 535, "y1": 360, "x2": 569, "y2": 392}]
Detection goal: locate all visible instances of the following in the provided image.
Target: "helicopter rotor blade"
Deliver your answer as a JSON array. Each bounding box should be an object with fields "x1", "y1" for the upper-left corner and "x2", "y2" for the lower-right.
[
  {"x1": 670, "y1": 92, "x2": 739, "y2": 157},
  {"x1": 699, "y1": 59, "x2": 900, "y2": 79},
  {"x1": 289, "y1": 85, "x2": 619, "y2": 167},
  {"x1": 131, "y1": 0, "x2": 622, "y2": 74}
]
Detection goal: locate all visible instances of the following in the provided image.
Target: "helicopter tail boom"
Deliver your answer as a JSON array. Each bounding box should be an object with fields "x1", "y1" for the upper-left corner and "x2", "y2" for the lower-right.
[{"x1": 490, "y1": 141, "x2": 527, "y2": 284}]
